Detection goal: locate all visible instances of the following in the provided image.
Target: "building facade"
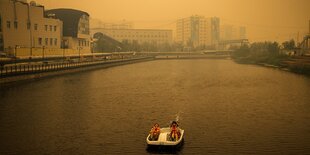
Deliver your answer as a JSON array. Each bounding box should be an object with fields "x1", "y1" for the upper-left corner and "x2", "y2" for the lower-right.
[
  {"x1": 91, "y1": 28, "x2": 172, "y2": 45},
  {"x1": 220, "y1": 24, "x2": 247, "y2": 41},
  {"x1": 176, "y1": 15, "x2": 220, "y2": 48},
  {"x1": 0, "y1": 0, "x2": 63, "y2": 54},
  {"x1": 45, "y1": 9, "x2": 91, "y2": 53},
  {"x1": 91, "y1": 20, "x2": 134, "y2": 29}
]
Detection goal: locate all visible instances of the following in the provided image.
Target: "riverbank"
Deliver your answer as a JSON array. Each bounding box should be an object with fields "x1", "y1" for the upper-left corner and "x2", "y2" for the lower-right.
[
  {"x1": 1, "y1": 53, "x2": 231, "y2": 86},
  {"x1": 232, "y1": 55, "x2": 310, "y2": 76},
  {"x1": 0, "y1": 56, "x2": 155, "y2": 87}
]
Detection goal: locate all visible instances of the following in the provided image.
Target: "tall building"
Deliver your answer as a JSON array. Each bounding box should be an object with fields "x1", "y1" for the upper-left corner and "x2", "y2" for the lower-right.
[
  {"x1": 239, "y1": 26, "x2": 247, "y2": 39},
  {"x1": 176, "y1": 15, "x2": 220, "y2": 48},
  {"x1": 91, "y1": 28, "x2": 172, "y2": 45},
  {"x1": 0, "y1": 0, "x2": 63, "y2": 53},
  {"x1": 220, "y1": 25, "x2": 247, "y2": 41},
  {"x1": 45, "y1": 9, "x2": 91, "y2": 53}
]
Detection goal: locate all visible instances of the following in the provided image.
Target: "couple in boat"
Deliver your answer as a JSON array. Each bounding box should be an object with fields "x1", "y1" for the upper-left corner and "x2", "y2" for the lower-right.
[{"x1": 149, "y1": 121, "x2": 181, "y2": 141}]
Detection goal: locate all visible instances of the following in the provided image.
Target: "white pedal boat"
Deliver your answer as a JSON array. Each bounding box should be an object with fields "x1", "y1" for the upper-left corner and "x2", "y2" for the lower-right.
[{"x1": 146, "y1": 127, "x2": 184, "y2": 146}]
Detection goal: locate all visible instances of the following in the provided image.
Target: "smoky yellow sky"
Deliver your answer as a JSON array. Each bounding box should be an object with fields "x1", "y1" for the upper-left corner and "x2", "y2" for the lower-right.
[{"x1": 36, "y1": 0, "x2": 310, "y2": 43}]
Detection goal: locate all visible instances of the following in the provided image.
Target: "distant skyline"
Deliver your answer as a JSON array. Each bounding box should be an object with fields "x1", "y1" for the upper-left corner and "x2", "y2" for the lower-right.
[{"x1": 36, "y1": 0, "x2": 310, "y2": 43}]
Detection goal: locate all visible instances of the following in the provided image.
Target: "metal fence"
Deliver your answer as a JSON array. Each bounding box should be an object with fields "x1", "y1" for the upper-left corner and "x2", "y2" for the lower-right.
[{"x1": 0, "y1": 56, "x2": 152, "y2": 78}]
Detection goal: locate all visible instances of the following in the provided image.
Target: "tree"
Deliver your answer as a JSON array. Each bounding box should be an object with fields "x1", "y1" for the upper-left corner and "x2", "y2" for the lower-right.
[
  {"x1": 282, "y1": 39, "x2": 295, "y2": 50},
  {"x1": 232, "y1": 44, "x2": 250, "y2": 58}
]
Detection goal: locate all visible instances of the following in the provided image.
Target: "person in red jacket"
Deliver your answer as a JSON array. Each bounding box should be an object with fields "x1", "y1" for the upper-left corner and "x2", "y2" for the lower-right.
[
  {"x1": 149, "y1": 123, "x2": 160, "y2": 140},
  {"x1": 170, "y1": 121, "x2": 181, "y2": 141}
]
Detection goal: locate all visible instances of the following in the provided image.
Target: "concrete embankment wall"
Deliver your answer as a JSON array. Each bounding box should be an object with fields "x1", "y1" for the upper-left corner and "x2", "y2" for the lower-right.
[
  {"x1": 155, "y1": 55, "x2": 231, "y2": 59},
  {"x1": 10, "y1": 48, "x2": 91, "y2": 57},
  {"x1": 0, "y1": 57, "x2": 155, "y2": 87}
]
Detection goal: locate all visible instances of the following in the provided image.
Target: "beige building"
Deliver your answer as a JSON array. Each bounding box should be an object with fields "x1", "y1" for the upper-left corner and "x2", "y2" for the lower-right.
[
  {"x1": 176, "y1": 15, "x2": 220, "y2": 48},
  {"x1": 91, "y1": 28, "x2": 172, "y2": 45},
  {"x1": 91, "y1": 20, "x2": 134, "y2": 29},
  {"x1": 0, "y1": 0, "x2": 62, "y2": 54},
  {"x1": 220, "y1": 25, "x2": 247, "y2": 41},
  {"x1": 45, "y1": 9, "x2": 91, "y2": 53}
]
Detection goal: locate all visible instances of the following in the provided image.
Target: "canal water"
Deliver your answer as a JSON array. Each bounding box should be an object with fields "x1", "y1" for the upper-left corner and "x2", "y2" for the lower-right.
[{"x1": 0, "y1": 59, "x2": 310, "y2": 154}]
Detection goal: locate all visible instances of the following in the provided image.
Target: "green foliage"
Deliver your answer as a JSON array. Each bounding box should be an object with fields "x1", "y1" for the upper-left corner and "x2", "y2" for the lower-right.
[
  {"x1": 231, "y1": 44, "x2": 250, "y2": 58},
  {"x1": 232, "y1": 41, "x2": 285, "y2": 65},
  {"x1": 282, "y1": 39, "x2": 296, "y2": 50}
]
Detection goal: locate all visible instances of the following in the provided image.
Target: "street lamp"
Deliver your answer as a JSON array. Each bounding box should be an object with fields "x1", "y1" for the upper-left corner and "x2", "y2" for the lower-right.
[
  {"x1": 14, "y1": 45, "x2": 20, "y2": 64},
  {"x1": 42, "y1": 46, "x2": 45, "y2": 61},
  {"x1": 116, "y1": 46, "x2": 122, "y2": 59},
  {"x1": 63, "y1": 48, "x2": 65, "y2": 62},
  {"x1": 78, "y1": 46, "x2": 83, "y2": 62},
  {"x1": 14, "y1": 45, "x2": 20, "y2": 58}
]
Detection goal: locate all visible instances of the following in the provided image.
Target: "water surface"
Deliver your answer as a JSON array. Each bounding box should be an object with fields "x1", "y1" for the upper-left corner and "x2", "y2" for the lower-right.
[{"x1": 0, "y1": 59, "x2": 310, "y2": 154}]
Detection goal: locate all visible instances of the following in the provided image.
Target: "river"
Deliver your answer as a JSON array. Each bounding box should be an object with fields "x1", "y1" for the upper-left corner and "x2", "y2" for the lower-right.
[{"x1": 0, "y1": 59, "x2": 310, "y2": 154}]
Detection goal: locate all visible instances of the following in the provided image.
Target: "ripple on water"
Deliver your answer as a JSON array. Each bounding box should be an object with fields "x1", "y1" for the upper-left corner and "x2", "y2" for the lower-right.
[{"x1": 0, "y1": 59, "x2": 310, "y2": 154}]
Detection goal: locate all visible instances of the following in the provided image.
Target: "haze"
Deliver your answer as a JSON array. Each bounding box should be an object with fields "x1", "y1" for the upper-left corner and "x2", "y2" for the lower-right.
[{"x1": 36, "y1": 0, "x2": 310, "y2": 42}]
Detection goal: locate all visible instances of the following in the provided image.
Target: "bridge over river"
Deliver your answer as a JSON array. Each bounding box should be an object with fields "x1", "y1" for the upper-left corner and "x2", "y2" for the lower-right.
[{"x1": 0, "y1": 59, "x2": 310, "y2": 154}]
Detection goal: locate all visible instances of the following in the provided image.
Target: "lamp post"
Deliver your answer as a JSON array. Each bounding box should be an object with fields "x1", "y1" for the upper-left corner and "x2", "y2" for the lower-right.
[
  {"x1": 14, "y1": 45, "x2": 20, "y2": 64},
  {"x1": 116, "y1": 46, "x2": 122, "y2": 59},
  {"x1": 91, "y1": 40, "x2": 94, "y2": 61},
  {"x1": 78, "y1": 46, "x2": 82, "y2": 62},
  {"x1": 14, "y1": 45, "x2": 20, "y2": 58},
  {"x1": 63, "y1": 48, "x2": 65, "y2": 62},
  {"x1": 42, "y1": 46, "x2": 45, "y2": 61}
]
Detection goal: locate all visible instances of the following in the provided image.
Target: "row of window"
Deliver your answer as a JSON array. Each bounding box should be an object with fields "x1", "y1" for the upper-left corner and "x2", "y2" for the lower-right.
[
  {"x1": 111, "y1": 35, "x2": 169, "y2": 38},
  {"x1": 121, "y1": 39, "x2": 169, "y2": 43},
  {"x1": 112, "y1": 32, "x2": 170, "y2": 36},
  {"x1": 38, "y1": 38, "x2": 58, "y2": 46},
  {"x1": 6, "y1": 21, "x2": 18, "y2": 29},
  {"x1": 44, "y1": 25, "x2": 57, "y2": 32},
  {"x1": 6, "y1": 21, "x2": 57, "y2": 32},
  {"x1": 78, "y1": 40, "x2": 90, "y2": 47}
]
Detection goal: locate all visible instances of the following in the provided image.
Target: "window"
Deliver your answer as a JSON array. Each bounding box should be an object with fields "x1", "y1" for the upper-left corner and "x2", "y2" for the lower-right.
[
  {"x1": 45, "y1": 25, "x2": 48, "y2": 31},
  {"x1": 54, "y1": 26, "x2": 57, "y2": 31},
  {"x1": 49, "y1": 25, "x2": 52, "y2": 31},
  {"x1": 50, "y1": 38, "x2": 53, "y2": 46},
  {"x1": 45, "y1": 38, "x2": 48, "y2": 45},
  {"x1": 78, "y1": 40, "x2": 81, "y2": 46},
  {"x1": 38, "y1": 38, "x2": 42, "y2": 45},
  {"x1": 34, "y1": 24, "x2": 38, "y2": 30},
  {"x1": 7, "y1": 21, "x2": 11, "y2": 29},
  {"x1": 14, "y1": 21, "x2": 18, "y2": 29},
  {"x1": 54, "y1": 38, "x2": 57, "y2": 46}
]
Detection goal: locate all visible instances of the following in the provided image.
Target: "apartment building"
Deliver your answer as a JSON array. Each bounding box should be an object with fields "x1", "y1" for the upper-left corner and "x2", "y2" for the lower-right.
[
  {"x1": 0, "y1": 0, "x2": 63, "y2": 53},
  {"x1": 91, "y1": 20, "x2": 134, "y2": 29},
  {"x1": 91, "y1": 28, "x2": 172, "y2": 45},
  {"x1": 45, "y1": 9, "x2": 91, "y2": 53},
  {"x1": 176, "y1": 15, "x2": 220, "y2": 48},
  {"x1": 220, "y1": 25, "x2": 247, "y2": 41}
]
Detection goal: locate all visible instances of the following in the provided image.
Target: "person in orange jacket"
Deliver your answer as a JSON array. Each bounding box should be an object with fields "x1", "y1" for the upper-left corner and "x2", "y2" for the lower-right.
[
  {"x1": 170, "y1": 121, "x2": 181, "y2": 141},
  {"x1": 149, "y1": 123, "x2": 160, "y2": 140}
]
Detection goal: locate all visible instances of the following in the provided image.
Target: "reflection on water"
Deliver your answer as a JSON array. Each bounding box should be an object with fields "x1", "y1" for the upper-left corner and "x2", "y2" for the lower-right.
[
  {"x1": 0, "y1": 59, "x2": 310, "y2": 154},
  {"x1": 146, "y1": 139, "x2": 184, "y2": 154}
]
